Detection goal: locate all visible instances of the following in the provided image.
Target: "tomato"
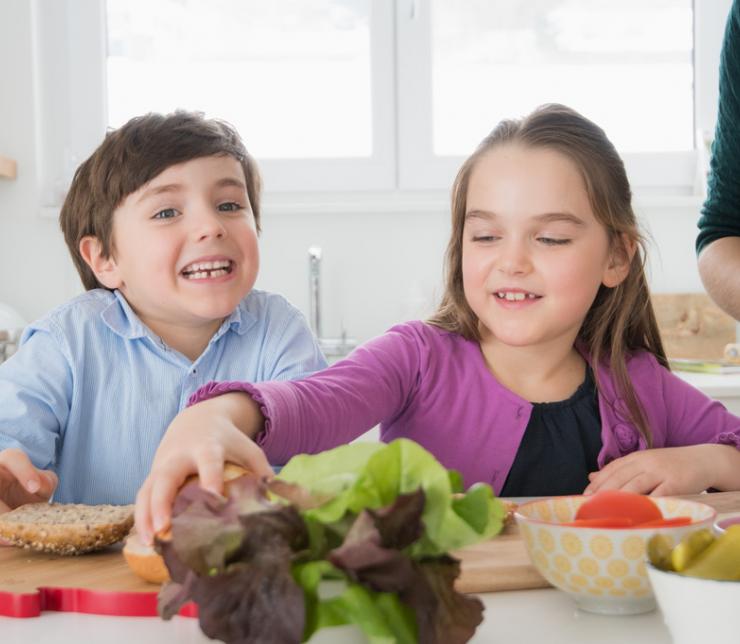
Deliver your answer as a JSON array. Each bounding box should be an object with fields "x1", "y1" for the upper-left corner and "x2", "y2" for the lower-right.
[
  {"x1": 637, "y1": 516, "x2": 692, "y2": 528},
  {"x1": 562, "y1": 517, "x2": 635, "y2": 528},
  {"x1": 575, "y1": 490, "x2": 662, "y2": 525}
]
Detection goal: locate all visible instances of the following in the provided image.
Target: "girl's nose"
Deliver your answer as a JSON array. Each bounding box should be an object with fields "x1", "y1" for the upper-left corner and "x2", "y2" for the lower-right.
[{"x1": 497, "y1": 240, "x2": 531, "y2": 275}]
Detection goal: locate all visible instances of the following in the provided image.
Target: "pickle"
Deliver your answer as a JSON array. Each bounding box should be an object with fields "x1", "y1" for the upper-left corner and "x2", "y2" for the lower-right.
[
  {"x1": 669, "y1": 529, "x2": 715, "y2": 572},
  {"x1": 681, "y1": 525, "x2": 740, "y2": 581},
  {"x1": 647, "y1": 534, "x2": 675, "y2": 571}
]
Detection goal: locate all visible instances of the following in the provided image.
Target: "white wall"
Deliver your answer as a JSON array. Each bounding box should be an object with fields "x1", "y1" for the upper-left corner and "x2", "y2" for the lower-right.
[{"x1": 0, "y1": 0, "x2": 709, "y2": 344}]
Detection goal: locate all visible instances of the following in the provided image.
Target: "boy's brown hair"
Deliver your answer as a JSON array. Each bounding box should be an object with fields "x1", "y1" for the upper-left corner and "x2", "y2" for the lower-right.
[
  {"x1": 428, "y1": 103, "x2": 667, "y2": 446},
  {"x1": 60, "y1": 111, "x2": 261, "y2": 291}
]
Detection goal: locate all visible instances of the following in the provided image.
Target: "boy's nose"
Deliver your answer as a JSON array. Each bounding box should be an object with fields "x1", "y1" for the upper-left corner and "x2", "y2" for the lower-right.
[{"x1": 191, "y1": 208, "x2": 227, "y2": 240}]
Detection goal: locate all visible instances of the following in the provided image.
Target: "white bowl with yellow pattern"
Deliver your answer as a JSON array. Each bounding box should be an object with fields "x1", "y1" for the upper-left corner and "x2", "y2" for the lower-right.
[{"x1": 514, "y1": 496, "x2": 716, "y2": 615}]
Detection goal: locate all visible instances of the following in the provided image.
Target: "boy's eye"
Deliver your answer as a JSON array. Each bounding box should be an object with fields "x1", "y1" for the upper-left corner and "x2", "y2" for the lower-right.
[
  {"x1": 538, "y1": 237, "x2": 571, "y2": 246},
  {"x1": 153, "y1": 208, "x2": 179, "y2": 220},
  {"x1": 218, "y1": 202, "x2": 243, "y2": 212}
]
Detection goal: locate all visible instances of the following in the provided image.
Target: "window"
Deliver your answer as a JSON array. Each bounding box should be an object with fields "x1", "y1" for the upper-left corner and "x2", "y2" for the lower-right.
[
  {"x1": 32, "y1": 0, "x2": 731, "y2": 211},
  {"x1": 108, "y1": 0, "x2": 374, "y2": 160},
  {"x1": 429, "y1": 1, "x2": 693, "y2": 156}
]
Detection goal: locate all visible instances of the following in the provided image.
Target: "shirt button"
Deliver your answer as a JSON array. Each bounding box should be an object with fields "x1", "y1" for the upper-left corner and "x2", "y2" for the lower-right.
[{"x1": 615, "y1": 424, "x2": 638, "y2": 451}]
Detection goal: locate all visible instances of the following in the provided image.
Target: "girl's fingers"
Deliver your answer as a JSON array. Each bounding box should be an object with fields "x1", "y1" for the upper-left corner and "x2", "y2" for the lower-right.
[
  {"x1": 195, "y1": 449, "x2": 226, "y2": 497},
  {"x1": 650, "y1": 481, "x2": 672, "y2": 497},
  {"x1": 134, "y1": 479, "x2": 155, "y2": 545},
  {"x1": 149, "y1": 467, "x2": 190, "y2": 537},
  {"x1": 236, "y1": 435, "x2": 274, "y2": 479},
  {"x1": 585, "y1": 461, "x2": 643, "y2": 494},
  {"x1": 616, "y1": 472, "x2": 658, "y2": 494}
]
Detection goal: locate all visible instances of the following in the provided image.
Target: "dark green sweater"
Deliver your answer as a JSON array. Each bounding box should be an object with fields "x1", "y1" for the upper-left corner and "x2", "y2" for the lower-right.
[{"x1": 697, "y1": 0, "x2": 740, "y2": 254}]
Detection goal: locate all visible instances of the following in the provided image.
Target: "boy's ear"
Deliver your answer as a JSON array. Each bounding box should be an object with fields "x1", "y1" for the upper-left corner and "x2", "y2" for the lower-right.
[
  {"x1": 79, "y1": 236, "x2": 123, "y2": 289},
  {"x1": 602, "y1": 234, "x2": 637, "y2": 288}
]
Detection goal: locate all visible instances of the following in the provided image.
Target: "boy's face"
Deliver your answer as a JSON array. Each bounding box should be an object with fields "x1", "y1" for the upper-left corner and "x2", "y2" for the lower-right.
[{"x1": 94, "y1": 155, "x2": 259, "y2": 334}]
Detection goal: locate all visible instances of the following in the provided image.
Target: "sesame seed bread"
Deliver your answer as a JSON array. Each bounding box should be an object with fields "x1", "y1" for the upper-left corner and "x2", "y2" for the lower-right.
[{"x1": 0, "y1": 503, "x2": 134, "y2": 555}]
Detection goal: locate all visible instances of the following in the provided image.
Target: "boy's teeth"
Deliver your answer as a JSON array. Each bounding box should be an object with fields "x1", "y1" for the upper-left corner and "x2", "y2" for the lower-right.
[
  {"x1": 182, "y1": 260, "x2": 232, "y2": 278},
  {"x1": 183, "y1": 259, "x2": 231, "y2": 273}
]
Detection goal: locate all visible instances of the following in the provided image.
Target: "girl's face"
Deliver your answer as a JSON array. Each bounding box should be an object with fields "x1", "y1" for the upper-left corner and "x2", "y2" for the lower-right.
[{"x1": 462, "y1": 143, "x2": 628, "y2": 352}]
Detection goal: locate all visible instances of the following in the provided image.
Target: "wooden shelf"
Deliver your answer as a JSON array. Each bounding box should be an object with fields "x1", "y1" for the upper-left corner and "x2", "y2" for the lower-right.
[{"x1": 0, "y1": 155, "x2": 17, "y2": 179}]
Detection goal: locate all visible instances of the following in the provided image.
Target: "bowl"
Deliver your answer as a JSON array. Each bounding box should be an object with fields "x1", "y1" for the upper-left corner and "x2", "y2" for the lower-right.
[
  {"x1": 514, "y1": 496, "x2": 716, "y2": 615},
  {"x1": 715, "y1": 514, "x2": 740, "y2": 532},
  {"x1": 647, "y1": 563, "x2": 740, "y2": 644}
]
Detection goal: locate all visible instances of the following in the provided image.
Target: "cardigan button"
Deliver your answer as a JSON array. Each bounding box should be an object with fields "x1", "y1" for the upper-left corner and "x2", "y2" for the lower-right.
[{"x1": 615, "y1": 424, "x2": 638, "y2": 451}]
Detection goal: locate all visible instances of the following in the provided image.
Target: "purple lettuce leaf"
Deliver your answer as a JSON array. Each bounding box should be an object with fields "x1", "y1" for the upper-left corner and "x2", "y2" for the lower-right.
[{"x1": 326, "y1": 490, "x2": 483, "y2": 644}]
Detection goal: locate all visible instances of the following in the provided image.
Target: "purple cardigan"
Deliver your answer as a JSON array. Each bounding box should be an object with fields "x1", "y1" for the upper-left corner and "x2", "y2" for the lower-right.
[{"x1": 191, "y1": 321, "x2": 740, "y2": 493}]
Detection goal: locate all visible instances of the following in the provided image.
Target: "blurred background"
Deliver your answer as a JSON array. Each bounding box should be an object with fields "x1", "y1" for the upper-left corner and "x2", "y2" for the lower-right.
[{"x1": 0, "y1": 0, "x2": 733, "y2": 358}]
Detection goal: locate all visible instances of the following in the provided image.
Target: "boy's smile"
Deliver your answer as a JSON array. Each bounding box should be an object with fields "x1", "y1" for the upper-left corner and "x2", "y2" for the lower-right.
[{"x1": 84, "y1": 155, "x2": 259, "y2": 358}]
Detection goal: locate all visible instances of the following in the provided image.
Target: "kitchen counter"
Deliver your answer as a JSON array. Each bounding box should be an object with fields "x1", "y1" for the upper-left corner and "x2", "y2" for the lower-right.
[{"x1": 0, "y1": 588, "x2": 673, "y2": 643}]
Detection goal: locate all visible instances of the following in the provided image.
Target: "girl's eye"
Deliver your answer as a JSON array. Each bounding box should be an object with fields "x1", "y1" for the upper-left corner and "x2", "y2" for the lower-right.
[
  {"x1": 538, "y1": 237, "x2": 571, "y2": 246},
  {"x1": 472, "y1": 235, "x2": 497, "y2": 243},
  {"x1": 218, "y1": 202, "x2": 243, "y2": 212},
  {"x1": 153, "y1": 208, "x2": 178, "y2": 220}
]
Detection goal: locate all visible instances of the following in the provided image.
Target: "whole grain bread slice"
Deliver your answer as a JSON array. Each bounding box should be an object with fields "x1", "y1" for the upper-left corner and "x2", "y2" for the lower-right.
[{"x1": 0, "y1": 503, "x2": 134, "y2": 555}]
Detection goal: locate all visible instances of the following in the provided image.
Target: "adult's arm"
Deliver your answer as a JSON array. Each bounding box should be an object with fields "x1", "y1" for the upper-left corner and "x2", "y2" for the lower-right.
[
  {"x1": 698, "y1": 2, "x2": 740, "y2": 318},
  {"x1": 699, "y1": 237, "x2": 740, "y2": 319}
]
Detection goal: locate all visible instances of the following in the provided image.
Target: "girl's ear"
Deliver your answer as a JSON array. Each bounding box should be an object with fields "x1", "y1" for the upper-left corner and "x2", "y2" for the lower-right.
[
  {"x1": 602, "y1": 234, "x2": 637, "y2": 288},
  {"x1": 79, "y1": 236, "x2": 123, "y2": 289}
]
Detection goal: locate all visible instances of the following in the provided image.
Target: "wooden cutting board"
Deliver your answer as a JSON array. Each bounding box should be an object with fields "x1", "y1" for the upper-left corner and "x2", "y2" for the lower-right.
[{"x1": 2, "y1": 492, "x2": 739, "y2": 618}]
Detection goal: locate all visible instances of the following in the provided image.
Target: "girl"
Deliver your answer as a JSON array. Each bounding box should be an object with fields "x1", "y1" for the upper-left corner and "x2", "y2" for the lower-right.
[{"x1": 136, "y1": 104, "x2": 740, "y2": 543}]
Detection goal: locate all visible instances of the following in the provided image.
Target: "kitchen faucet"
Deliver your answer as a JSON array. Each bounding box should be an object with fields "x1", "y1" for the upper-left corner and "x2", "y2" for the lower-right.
[{"x1": 308, "y1": 246, "x2": 357, "y2": 359}]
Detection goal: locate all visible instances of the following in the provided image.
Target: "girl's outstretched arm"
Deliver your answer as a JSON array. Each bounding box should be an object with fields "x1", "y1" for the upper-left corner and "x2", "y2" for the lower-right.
[
  {"x1": 584, "y1": 443, "x2": 740, "y2": 495},
  {"x1": 134, "y1": 392, "x2": 273, "y2": 544}
]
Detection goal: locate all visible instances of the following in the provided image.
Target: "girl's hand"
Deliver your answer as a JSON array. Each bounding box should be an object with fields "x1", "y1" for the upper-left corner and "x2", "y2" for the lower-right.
[
  {"x1": 584, "y1": 445, "x2": 734, "y2": 496},
  {"x1": 0, "y1": 448, "x2": 58, "y2": 514},
  {"x1": 134, "y1": 393, "x2": 272, "y2": 545}
]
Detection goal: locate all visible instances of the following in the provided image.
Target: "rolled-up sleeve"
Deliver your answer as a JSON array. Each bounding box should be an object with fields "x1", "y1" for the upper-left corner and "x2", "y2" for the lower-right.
[{"x1": 0, "y1": 326, "x2": 70, "y2": 469}]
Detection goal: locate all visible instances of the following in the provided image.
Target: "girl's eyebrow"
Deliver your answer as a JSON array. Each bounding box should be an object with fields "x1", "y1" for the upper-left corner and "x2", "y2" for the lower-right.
[{"x1": 465, "y1": 209, "x2": 586, "y2": 226}]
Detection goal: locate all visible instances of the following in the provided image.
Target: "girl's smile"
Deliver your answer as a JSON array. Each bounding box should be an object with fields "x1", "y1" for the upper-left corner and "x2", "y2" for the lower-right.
[{"x1": 492, "y1": 288, "x2": 542, "y2": 309}]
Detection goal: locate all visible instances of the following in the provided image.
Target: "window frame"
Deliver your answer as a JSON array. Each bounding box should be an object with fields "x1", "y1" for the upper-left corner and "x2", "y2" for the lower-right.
[{"x1": 31, "y1": 0, "x2": 731, "y2": 217}]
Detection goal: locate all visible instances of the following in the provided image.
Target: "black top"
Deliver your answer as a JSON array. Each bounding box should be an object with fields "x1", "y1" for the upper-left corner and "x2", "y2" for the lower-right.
[{"x1": 500, "y1": 367, "x2": 602, "y2": 497}]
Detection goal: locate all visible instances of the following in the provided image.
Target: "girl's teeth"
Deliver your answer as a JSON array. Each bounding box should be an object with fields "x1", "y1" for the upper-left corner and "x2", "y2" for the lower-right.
[{"x1": 496, "y1": 292, "x2": 536, "y2": 301}]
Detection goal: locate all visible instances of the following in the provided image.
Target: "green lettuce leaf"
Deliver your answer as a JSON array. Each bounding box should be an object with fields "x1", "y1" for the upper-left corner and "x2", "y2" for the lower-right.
[{"x1": 277, "y1": 439, "x2": 505, "y2": 555}]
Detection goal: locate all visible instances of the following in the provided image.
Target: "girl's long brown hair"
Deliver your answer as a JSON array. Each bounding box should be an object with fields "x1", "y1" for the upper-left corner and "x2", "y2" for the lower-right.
[{"x1": 428, "y1": 104, "x2": 667, "y2": 446}]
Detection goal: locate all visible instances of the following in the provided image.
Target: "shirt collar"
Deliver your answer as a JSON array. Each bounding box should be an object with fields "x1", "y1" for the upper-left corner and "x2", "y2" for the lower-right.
[
  {"x1": 101, "y1": 289, "x2": 257, "y2": 341},
  {"x1": 100, "y1": 290, "x2": 149, "y2": 339}
]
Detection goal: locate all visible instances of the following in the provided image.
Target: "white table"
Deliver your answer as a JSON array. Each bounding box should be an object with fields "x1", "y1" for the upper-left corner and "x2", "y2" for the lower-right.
[{"x1": 0, "y1": 588, "x2": 674, "y2": 644}]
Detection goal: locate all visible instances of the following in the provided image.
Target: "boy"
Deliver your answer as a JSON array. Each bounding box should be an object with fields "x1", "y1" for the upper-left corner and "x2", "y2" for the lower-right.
[{"x1": 0, "y1": 111, "x2": 326, "y2": 511}]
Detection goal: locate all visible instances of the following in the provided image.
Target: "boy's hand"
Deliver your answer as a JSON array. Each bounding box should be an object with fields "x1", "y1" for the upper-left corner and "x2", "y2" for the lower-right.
[
  {"x1": 0, "y1": 448, "x2": 58, "y2": 514},
  {"x1": 135, "y1": 394, "x2": 272, "y2": 545},
  {"x1": 584, "y1": 445, "x2": 725, "y2": 496}
]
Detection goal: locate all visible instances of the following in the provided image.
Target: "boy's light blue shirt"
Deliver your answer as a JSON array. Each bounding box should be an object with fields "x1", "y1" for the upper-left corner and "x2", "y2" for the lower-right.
[{"x1": 0, "y1": 288, "x2": 327, "y2": 505}]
